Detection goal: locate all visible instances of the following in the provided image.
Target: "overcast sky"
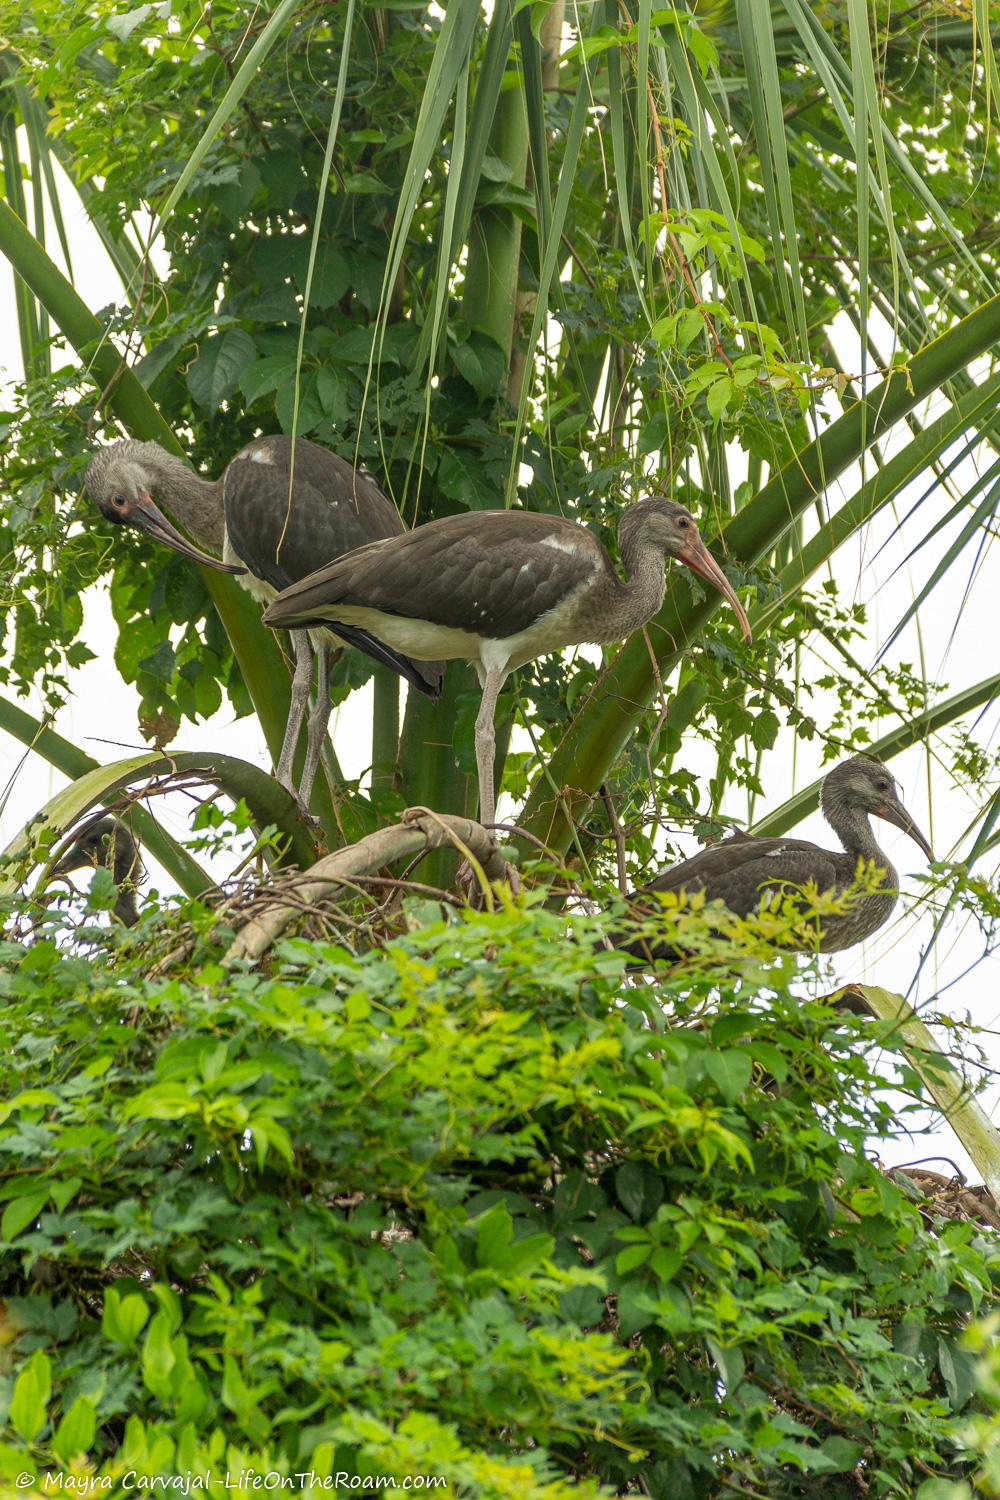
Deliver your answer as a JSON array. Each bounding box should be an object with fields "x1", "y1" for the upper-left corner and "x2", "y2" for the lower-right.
[{"x1": 1, "y1": 148, "x2": 998, "y2": 1182}]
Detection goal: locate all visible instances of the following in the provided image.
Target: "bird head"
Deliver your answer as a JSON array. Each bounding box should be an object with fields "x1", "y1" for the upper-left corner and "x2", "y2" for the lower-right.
[
  {"x1": 85, "y1": 442, "x2": 244, "y2": 573},
  {"x1": 623, "y1": 497, "x2": 752, "y2": 644},
  {"x1": 51, "y1": 816, "x2": 144, "y2": 887},
  {"x1": 822, "y1": 756, "x2": 934, "y2": 861}
]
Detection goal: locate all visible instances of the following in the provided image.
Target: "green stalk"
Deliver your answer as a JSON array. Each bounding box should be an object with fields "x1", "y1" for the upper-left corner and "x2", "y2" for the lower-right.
[
  {"x1": 399, "y1": 669, "x2": 472, "y2": 884},
  {"x1": 0, "y1": 749, "x2": 318, "y2": 896},
  {"x1": 461, "y1": 79, "x2": 528, "y2": 359},
  {"x1": 518, "y1": 292, "x2": 1000, "y2": 855},
  {"x1": 371, "y1": 667, "x2": 400, "y2": 791},
  {"x1": 0, "y1": 196, "x2": 339, "y2": 838},
  {"x1": 0, "y1": 108, "x2": 43, "y2": 381},
  {"x1": 0, "y1": 693, "x2": 211, "y2": 896},
  {"x1": 753, "y1": 368, "x2": 1000, "y2": 635},
  {"x1": 846, "y1": 986, "x2": 1000, "y2": 1203}
]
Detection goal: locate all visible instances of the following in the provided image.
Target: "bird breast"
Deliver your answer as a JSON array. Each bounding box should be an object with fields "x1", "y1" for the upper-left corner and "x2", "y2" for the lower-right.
[{"x1": 223, "y1": 530, "x2": 277, "y2": 607}]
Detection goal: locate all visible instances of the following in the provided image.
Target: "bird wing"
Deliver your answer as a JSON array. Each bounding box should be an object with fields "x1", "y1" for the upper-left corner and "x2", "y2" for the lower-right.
[
  {"x1": 224, "y1": 437, "x2": 405, "y2": 592},
  {"x1": 226, "y1": 439, "x2": 443, "y2": 698},
  {"x1": 263, "y1": 510, "x2": 609, "y2": 639},
  {"x1": 636, "y1": 834, "x2": 847, "y2": 919}
]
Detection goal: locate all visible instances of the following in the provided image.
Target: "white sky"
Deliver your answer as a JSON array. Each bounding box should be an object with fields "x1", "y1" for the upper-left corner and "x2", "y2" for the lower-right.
[{"x1": 1, "y1": 153, "x2": 998, "y2": 1183}]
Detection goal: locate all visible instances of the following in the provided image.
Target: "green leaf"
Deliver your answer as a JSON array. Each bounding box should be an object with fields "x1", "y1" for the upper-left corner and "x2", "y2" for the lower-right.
[
  {"x1": 476, "y1": 1204, "x2": 514, "y2": 1266},
  {"x1": 705, "y1": 1336, "x2": 744, "y2": 1392},
  {"x1": 615, "y1": 1242, "x2": 651, "y2": 1274},
  {"x1": 615, "y1": 1161, "x2": 645, "y2": 1219},
  {"x1": 704, "y1": 1050, "x2": 753, "y2": 1102},
  {"x1": 51, "y1": 1396, "x2": 96, "y2": 1463},
  {"x1": 437, "y1": 448, "x2": 499, "y2": 509},
  {"x1": 142, "y1": 1311, "x2": 177, "y2": 1399},
  {"x1": 452, "y1": 333, "x2": 506, "y2": 399},
  {"x1": 817, "y1": 1436, "x2": 865, "y2": 1473},
  {"x1": 103, "y1": 1286, "x2": 150, "y2": 1348},
  {"x1": 938, "y1": 1338, "x2": 978, "y2": 1412},
  {"x1": 9, "y1": 1350, "x2": 52, "y2": 1442},
  {"x1": 240, "y1": 354, "x2": 296, "y2": 407},
  {"x1": 187, "y1": 329, "x2": 257, "y2": 411},
  {"x1": 1, "y1": 1189, "x2": 49, "y2": 1241}
]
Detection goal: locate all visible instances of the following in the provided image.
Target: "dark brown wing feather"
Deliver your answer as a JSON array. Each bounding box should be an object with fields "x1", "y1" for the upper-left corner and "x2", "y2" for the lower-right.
[
  {"x1": 263, "y1": 510, "x2": 611, "y2": 640},
  {"x1": 225, "y1": 436, "x2": 404, "y2": 590},
  {"x1": 226, "y1": 437, "x2": 442, "y2": 697},
  {"x1": 617, "y1": 834, "x2": 854, "y2": 963},
  {"x1": 637, "y1": 834, "x2": 850, "y2": 918}
]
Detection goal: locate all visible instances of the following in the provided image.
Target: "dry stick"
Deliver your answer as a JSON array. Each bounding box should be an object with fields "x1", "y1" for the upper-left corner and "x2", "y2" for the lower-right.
[
  {"x1": 601, "y1": 783, "x2": 629, "y2": 896},
  {"x1": 643, "y1": 76, "x2": 733, "y2": 371},
  {"x1": 828, "y1": 983, "x2": 1000, "y2": 1203},
  {"x1": 225, "y1": 808, "x2": 510, "y2": 965}
]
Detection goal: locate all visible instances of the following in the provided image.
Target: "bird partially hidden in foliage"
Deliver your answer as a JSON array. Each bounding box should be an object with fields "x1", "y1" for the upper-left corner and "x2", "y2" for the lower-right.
[
  {"x1": 262, "y1": 498, "x2": 752, "y2": 826},
  {"x1": 85, "y1": 436, "x2": 444, "y2": 807},
  {"x1": 50, "y1": 817, "x2": 144, "y2": 928},
  {"x1": 622, "y1": 756, "x2": 934, "y2": 961}
]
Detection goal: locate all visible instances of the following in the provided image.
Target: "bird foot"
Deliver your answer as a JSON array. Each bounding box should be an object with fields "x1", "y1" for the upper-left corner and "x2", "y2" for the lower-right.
[{"x1": 456, "y1": 854, "x2": 521, "y2": 902}]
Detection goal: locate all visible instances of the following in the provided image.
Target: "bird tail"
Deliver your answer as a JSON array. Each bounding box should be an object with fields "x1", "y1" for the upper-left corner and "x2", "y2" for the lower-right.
[{"x1": 317, "y1": 621, "x2": 443, "y2": 700}]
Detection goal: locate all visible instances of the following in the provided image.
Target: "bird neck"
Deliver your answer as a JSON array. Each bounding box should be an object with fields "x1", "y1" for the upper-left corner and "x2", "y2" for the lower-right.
[
  {"x1": 827, "y1": 804, "x2": 896, "y2": 883},
  {"x1": 140, "y1": 444, "x2": 225, "y2": 553},
  {"x1": 594, "y1": 530, "x2": 667, "y2": 641},
  {"x1": 113, "y1": 888, "x2": 140, "y2": 927}
]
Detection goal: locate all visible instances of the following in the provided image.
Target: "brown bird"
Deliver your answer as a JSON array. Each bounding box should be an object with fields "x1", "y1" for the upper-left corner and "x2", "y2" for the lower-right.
[
  {"x1": 85, "y1": 436, "x2": 443, "y2": 805},
  {"x1": 262, "y1": 498, "x2": 752, "y2": 826},
  {"x1": 51, "y1": 816, "x2": 144, "y2": 927},
  {"x1": 626, "y1": 755, "x2": 934, "y2": 958}
]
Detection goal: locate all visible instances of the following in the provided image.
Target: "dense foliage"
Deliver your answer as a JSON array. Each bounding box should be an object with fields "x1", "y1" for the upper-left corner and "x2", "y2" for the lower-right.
[
  {"x1": 1, "y1": 0, "x2": 998, "y2": 866},
  {"x1": 0, "y1": 892, "x2": 997, "y2": 1496},
  {"x1": 1, "y1": 0, "x2": 1000, "y2": 1493}
]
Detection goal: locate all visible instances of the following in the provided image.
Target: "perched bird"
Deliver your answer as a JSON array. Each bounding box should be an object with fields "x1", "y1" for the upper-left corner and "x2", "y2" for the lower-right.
[
  {"x1": 85, "y1": 436, "x2": 443, "y2": 805},
  {"x1": 262, "y1": 499, "x2": 752, "y2": 825},
  {"x1": 51, "y1": 816, "x2": 144, "y2": 927},
  {"x1": 625, "y1": 755, "x2": 934, "y2": 958}
]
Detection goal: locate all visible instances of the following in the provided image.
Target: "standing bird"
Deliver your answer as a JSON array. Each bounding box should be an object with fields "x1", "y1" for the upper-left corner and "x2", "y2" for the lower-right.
[
  {"x1": 50, "y1": 816, "x2": 145, "y2": 927},
  {"x1": 85, "y1": 436, "x2": 443, "y2": 806},
  {"x1": 625, "y1": 756, "x2": 934, "y2": 958},
  {"x1": 261, "y1": 499, "x2": 752, "y2": 826}
]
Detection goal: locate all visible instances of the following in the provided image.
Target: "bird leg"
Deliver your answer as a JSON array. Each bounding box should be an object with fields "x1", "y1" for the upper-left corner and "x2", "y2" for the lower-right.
[
  {"x1": 474, "y1": 667, "x2": 505, "y2": 828},
  {"x1": 299, "y1": 640, "x2": 334, "y2": 808},
  {"x1": 275, "y1": 629, "x2": 314, "y2": 797}
]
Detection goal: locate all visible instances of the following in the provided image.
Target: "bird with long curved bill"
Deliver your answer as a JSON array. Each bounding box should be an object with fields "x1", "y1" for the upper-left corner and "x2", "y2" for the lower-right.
[
  {"x1": 623, "y1": 755, "x2": 934, "y2": 961},
  {"x1": 262, "y1": 498, "x2": 752, "y2": 827},
  {"x1": 85, "y1": 436, "x2": 444, "y2": 807},
  {"x1": 49, "y1": 816, "x2": 145, "y2": 928}
]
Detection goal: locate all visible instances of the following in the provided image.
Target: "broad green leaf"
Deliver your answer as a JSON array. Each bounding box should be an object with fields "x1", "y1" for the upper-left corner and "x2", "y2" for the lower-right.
[
  {"x1": 9, "y1": 1351, "x2": 51, "y2": 1442},
  {"x1": 51, "y1": 1396, "x2": 96, "y2": 1462},
  {"x1": 186, "y1": 329, "x2": 257, "y2": 412}
]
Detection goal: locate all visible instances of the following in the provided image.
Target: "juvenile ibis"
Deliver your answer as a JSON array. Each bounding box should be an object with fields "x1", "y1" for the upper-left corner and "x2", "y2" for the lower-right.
[
  {"x1": 627, "y1": 755, "x2": 934, "y2": 958},
  {"x1": 85, "y1": 436, "x2": 443, "y2": 805},
  {"x1": 261, "y1": 498, "x2": 752, "y2": 826},
  {"x1": 51, "y1": 816, "x2": 144, "y2": 927}
]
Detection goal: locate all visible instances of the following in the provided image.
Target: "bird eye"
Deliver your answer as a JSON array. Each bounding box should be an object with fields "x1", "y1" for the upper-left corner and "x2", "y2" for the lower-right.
[
  {"x1": 677, "y1": 517, "x2": 690, "y2": 529},
  {"x1": 111, "y1": 493, "x2": 126, "y2": 510}
]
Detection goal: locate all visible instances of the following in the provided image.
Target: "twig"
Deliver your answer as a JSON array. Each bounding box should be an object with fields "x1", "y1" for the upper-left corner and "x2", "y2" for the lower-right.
[
  {"x1": 225, "y1": 809, "x2": 511, "y2": 964},
  {"x1": 643, "y1": 77, "x2": 733, "y2": 370},
  {"x1": 601, "y1": 784, "x2": 629, "y2": 897}
]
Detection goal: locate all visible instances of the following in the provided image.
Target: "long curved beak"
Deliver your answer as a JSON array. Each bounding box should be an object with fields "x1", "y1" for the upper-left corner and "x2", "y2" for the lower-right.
[
  {"x1": 676, "y1": 537, "x2": 752, "y2": 644},
  {"x1": 874, "y1": 798, "x2": 935, "y2": 862},
  {"x1": 131, "y1": 491, "x2": 245, "y2": 573},
  {"x1": 50, "y1": 844, "x2": 92, "y2": 879}
]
